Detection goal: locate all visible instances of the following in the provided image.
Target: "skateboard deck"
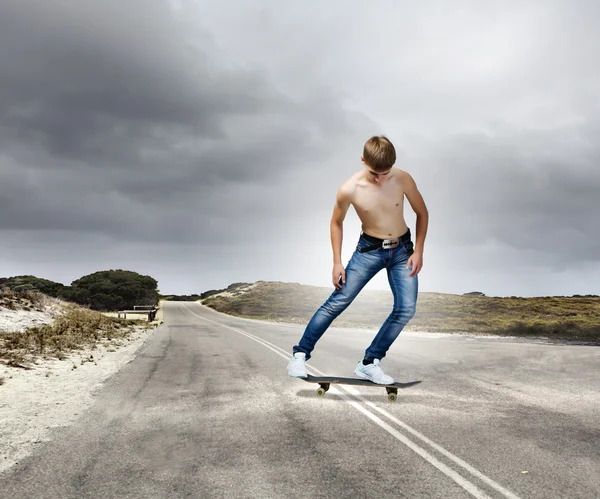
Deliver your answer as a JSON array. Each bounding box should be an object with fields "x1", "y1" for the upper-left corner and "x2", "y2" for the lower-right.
[{"x1": 302, "y1": 374, "x2": 422, "y2": 402}]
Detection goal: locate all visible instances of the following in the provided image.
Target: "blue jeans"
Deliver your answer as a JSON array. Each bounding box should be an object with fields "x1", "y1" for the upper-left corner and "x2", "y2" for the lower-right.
[{"x1": 293, "y1": 229, "x2": 418, "y2": 361}]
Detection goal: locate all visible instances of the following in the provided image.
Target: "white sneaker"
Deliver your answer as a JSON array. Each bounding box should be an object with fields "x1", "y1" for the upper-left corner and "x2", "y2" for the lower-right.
[
  {"x1": 354, "y1": 359, "x2": 394, "y2": 384},
  {"x1": 287, "y1": 352, "x2": 308, "y2": 378}
]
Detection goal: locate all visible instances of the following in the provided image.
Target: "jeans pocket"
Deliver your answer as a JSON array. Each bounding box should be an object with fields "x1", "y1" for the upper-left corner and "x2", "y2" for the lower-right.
[
  {"x1": 403, "y1": 240, "x2": 414, "y2": 255},
  {"x1": 357, "y1": 237, "x2": 371, "y2": 251}
]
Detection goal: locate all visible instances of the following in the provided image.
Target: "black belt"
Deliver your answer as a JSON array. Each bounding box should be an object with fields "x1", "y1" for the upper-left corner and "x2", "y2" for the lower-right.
[{"x1": 359, "y1": 229, "x2": 411, "y2": 253}]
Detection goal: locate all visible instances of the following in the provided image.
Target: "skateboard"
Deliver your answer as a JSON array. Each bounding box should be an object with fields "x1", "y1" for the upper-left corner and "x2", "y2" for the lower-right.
[{"x1": 302, "y1": 374, "x2": 422, "y2": 402}]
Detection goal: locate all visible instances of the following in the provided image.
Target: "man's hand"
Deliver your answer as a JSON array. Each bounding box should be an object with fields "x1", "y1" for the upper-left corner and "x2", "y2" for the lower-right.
[
  {"x1": 407, "y1": 251, "x2": 423, "y2": 277},
  {"x1": 333, "y1": 263, "x2": 346, "y2": 289}
]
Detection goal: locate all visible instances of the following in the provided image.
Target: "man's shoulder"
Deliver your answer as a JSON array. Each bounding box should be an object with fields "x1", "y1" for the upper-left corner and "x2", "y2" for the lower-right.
[
  {"x1": 339, "y1": 170, "x2": 363, "y2": 192},
  {"x1": 393, "y1": 168, "x2": 415, "y2": 185},
  {"x1": 393, "y1": 167, "x2": 411, "y2": 178}
]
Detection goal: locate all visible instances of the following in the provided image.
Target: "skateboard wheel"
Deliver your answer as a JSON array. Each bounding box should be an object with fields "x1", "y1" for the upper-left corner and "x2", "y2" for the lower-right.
[
  {"x1": 388, "y1": 393, "x2": 397, "y2": 402},
  {"x1": 316, "y1": 388, "x2": 326, "y2": 397}
]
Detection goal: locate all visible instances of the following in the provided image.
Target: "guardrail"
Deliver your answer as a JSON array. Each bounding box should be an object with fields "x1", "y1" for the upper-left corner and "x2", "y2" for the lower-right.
[{"x1": 117, "y1": 306, "x2": 157, "y2": 321}]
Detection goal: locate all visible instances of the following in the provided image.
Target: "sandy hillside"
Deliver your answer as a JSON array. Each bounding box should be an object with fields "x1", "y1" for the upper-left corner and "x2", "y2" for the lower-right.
[
  {"x1": 0, "y1": 292, "x2": 65, "y2": 333},
  {"x1": 0, "y1": 294, "x2": 162, "y2": 475}
]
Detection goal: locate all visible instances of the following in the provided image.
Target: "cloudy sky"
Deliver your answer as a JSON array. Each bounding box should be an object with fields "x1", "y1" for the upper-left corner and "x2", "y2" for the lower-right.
[{"x1": 1, "y1": 0, "x2": 599, "y2": 298}]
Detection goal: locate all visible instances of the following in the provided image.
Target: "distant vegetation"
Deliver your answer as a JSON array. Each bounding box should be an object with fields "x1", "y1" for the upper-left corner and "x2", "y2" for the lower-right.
[
  {"x1": 161, "y1": 294, "x2": 202, "y2": 302},
  {"x1": 0, "y1": 275, "x2": 64, "y2": 297},
  {"x1": 200, "y1": 281, "x2": 600, "y2": 344},
  {"x1": 0, "y1": 270, "x2": 159, "y2": 311},
  {"x1": 159, "y1": 283, "x2": 254, "y2": 302}
]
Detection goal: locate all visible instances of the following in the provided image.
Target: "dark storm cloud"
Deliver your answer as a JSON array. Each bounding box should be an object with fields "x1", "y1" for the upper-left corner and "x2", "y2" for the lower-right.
[
  {"x1": 0, "y1": 0, "x2": 365, "y2": 243},
  {"x1": 0, "y1": 0, "x2": 285, "y2": 167}
]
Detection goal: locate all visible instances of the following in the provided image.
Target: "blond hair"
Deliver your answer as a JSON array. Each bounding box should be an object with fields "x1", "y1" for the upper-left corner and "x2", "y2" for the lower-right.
[{"x1": 363, "y1": 136, "x2": 396, "y2": 171}]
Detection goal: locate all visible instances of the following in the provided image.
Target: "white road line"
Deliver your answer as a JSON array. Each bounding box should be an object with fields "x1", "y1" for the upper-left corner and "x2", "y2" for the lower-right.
[
  {"x1": 182, "y1": 305, "x2": 522, "y2": 499},
  {"x1": 346, "y1": 390, "x2": 523, "y2": 499}
]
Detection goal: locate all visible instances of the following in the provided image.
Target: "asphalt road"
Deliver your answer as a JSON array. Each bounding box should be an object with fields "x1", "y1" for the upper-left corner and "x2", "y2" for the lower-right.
[{"x1": 1, "y1": 301, "x2": 599, "y2": 499}]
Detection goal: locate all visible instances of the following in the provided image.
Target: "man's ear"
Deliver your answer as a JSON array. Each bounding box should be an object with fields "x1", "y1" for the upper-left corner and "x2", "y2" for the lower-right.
[{"x1": 360, "y1": 156, "x2": 365, "y2": 164}]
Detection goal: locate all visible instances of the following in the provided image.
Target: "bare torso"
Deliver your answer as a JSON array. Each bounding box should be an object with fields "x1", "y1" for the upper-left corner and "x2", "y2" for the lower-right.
[{"x1": 346, "y1": 167, "x2": 408, "y2": 239}]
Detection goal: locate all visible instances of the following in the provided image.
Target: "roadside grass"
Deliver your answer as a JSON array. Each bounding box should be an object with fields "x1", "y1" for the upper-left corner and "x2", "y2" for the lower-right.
[
  {"x1": 0, "y1": 286, "x2": 48, "y2": 311},
  {"x1": 0, "y1": 287, "x2": 151, "y2": 368},
  {"x1": 201, "y1": 281, "x2": 600, "y2": 344}
]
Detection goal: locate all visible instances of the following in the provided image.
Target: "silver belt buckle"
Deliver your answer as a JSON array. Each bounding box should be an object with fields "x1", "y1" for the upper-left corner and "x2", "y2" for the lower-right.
[{"x1": 382, "y1": 238, "x2": 400, "y2": 249}]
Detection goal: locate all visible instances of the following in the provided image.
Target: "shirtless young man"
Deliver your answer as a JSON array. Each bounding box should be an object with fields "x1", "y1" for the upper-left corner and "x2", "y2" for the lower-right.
[{"x1": 287, "y1": 136, "x2": 429, "y2": 383}]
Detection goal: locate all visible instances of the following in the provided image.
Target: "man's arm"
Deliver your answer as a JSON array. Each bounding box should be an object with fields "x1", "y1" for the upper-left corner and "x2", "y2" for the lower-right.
[
  {"x1": 402, "y1": 171, "x2": 429, "y2": 255},
  {"x1": 330, "y1": 186, "x2": 352, "y2": 265}
]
